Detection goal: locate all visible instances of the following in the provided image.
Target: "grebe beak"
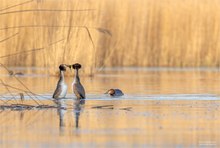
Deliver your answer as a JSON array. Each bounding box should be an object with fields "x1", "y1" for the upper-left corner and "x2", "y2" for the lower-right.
[{"x1": 65, "y1": 64, "x2": 72, "y2": 69}]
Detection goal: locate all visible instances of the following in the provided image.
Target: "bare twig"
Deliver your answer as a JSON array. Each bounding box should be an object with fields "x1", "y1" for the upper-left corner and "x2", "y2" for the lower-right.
[
  {"x1": 81, "y1": 26, "x2": 96, "y2": 73},
  {"x1": 96, "y1": 28, "x2": 112, "y2": 36},
  {"x1": 62, "y1": 12, "x2": 74, "y2": 63},
  {"x1": 0, "y1": 0, "x2": 33, "y2": 12},
  {"x1": 0, "y1": 48, "x2": 42, "y2": 59},
  {"x1": 0, "y1": 24, "x2": 111, "y2": 76},
  {"x1": 0, "y1": 9, "x2": 95, "y2": 16},
  {"x1": 0, "y1": 63, "x2": 13, "y2": 74},
  {"x1": 0, "y1": 38, "x2": 64, "y2": 59},
  {"x1": 83, "y1": 27, "x2": 96, "y2": 50},
  {"x1": 0, "y1": 82, "x2": 50, "y2": 100},
  {"x1": 0, "y1": 25, "x2": 111, "y2": 34},
  {"x1": 0, "y1": 24, "x2": 111, "y2": 67},
  {"x1": 0, "y1": 32, "x2": 19, "y2": 43},
  {"x1": 0, "y1": 64, "x2": 42, "y2": 105},
  {"x1": 0, "y1": 79, "x2": 18, "y2": 104}
]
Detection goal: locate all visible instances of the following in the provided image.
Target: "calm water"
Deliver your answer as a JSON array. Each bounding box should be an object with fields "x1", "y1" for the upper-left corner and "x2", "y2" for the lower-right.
[{"x1": 1, "y1": 67, "x2": 220, "y2": 147}]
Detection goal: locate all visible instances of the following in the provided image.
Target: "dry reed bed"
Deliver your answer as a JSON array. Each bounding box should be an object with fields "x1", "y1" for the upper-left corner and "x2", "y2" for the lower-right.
[{"x1": 0, "y1": 0, "x2": 220, "y2": 75}]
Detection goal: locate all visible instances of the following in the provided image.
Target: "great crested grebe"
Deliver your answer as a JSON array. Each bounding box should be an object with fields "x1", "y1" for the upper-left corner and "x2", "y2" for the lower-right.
[
  {"x1": 71, "y1": 63, "x2": 85, "y2": 99},
  {"x1": 52, "y1": 64, "x2": 69, "y2": 99},
  {"x1": 105, "y1": 89, "x2": 124, "y2": 97}
]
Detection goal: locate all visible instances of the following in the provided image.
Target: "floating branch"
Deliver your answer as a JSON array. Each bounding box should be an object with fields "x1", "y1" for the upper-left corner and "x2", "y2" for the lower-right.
[
  {"x1": 36, "y1": 105, "x2": 58, "y2": 109},
  {"x1": 0, "y1": 104, "x2": 58, "y2": 111},
  {"x1": 119, "y1": 107, "x2": 132, "y2": 111},
  {"x1": 92, "y1": 105, "x2": 114, "y2": 109}
]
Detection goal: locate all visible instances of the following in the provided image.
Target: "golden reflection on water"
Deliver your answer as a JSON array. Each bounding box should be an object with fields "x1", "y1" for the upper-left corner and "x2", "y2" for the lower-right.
[
  {"x1": 0, "y1": 100, "x2": 220, "y2": 147},
  {"x1": 0, "y1": 68, "x2": 220, "y2": 147}
]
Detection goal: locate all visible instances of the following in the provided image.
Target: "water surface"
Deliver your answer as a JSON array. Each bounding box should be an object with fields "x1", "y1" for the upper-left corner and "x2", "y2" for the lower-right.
[{"x1": 0, "y1": 68, "x2": 220, "y2": 147}]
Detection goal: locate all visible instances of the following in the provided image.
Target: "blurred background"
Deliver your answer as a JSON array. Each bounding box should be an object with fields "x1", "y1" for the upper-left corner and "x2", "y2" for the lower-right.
[{"x1": 0, "y1": 0, "x2": 220, "y2": 74}]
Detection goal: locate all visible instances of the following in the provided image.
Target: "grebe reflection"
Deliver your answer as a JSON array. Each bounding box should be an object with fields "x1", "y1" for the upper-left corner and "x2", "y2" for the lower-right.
[{"x1": 74, "y1": 99, "x2": 85, "y2": 128}]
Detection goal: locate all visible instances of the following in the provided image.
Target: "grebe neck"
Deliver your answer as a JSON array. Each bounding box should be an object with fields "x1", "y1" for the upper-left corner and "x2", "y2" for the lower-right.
[{"x1": 73, "y1": 69, "x2": 80, "y2": 84}]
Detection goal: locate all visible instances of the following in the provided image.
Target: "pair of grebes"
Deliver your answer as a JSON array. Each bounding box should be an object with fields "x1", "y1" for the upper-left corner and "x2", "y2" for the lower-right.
[{"x1": 52, "y1": 63, "x2": 124, "y2": 99}]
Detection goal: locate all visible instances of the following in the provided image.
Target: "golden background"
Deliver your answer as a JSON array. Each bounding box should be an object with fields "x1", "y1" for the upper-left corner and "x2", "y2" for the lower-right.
[{"x1": 0, "y1": 0, "x2": 220, "y2": 70}]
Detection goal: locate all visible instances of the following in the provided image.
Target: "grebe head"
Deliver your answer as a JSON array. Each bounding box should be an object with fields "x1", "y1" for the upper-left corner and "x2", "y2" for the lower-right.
[
  {"x1": 106, "y1": 89, "x2": 115, "y2": 96},
  {"x1": 72, "y1": 63, "x2": 81, "y2": 70},
  {"x1": 59, "y1": 64, "x2": 67, "y2": 71}
]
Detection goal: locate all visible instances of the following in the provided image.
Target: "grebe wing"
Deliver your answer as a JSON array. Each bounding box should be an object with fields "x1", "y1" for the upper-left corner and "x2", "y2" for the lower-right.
[
  {"x1": 73, "y1": 83, "x2": 85, "y2": 99},
  {"x1": 53, "y1": 85, "x2": 62, "y2": 99}
]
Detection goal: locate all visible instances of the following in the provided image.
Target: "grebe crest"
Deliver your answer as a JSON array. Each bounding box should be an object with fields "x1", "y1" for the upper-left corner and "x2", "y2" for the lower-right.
[
  {"x1": 72, "y1": 63, "x2": 81, "y2": 70},
  {"x1": 59, "y1": 64, "x2": 67, "y2": 71}
]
